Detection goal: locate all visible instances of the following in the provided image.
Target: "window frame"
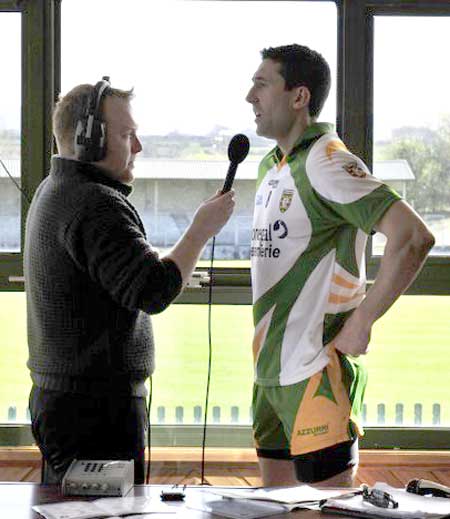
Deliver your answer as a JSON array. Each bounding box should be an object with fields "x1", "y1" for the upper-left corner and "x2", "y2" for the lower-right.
[
  {"x1": 338, "y1": 0, "x2": 450, "y2": 295},
  {"x1": 1, "y1": 0, "x2": 449, "y2": 449},
  {"x1": 0, "y1": 0, "x2": 59, "y2": 292}
]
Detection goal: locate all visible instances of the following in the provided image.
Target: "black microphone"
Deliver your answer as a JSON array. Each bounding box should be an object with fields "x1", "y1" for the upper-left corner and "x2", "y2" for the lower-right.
[
  {"x1": 406, "y1": 479, "x2": 450, "y2": 498},
  {"x1": 221, "y1": 133, "x2": 250, "y2": 193}
]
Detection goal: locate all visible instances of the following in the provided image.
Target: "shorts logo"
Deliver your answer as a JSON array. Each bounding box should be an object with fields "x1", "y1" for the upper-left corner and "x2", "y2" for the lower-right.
[
  {"x1": 279, "y1": 189, "x2": 294, "y2": 213},
  {"x1": 297, "y1": 424, "x2": 329, "y2": 437},
  {"x1": 343, "y1": 161, "x2": 366, "y2": 178}
]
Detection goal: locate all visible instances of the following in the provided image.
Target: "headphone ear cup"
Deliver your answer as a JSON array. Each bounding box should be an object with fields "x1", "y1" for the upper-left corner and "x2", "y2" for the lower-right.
[
  {"x1": 74, "y1": 118, "x2": 88, "y2": 161},
  {"x1": 89, "y1": 119, "x2": 107, "y2": 162},
  {"x1": 73, "y1": 78, "x2": 110, "y2": 162},
  {"x1": 73, "y1": 117, "x2": 106, "y2": 162}
]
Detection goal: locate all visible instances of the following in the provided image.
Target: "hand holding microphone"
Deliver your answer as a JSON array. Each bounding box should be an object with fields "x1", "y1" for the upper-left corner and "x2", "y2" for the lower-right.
[{"x1": 161, "y1": 134, "x2": 250, "y2": 286}]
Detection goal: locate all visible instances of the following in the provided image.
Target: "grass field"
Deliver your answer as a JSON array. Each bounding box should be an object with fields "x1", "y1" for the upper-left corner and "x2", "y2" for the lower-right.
[{"x1": 1, "y1": 293, "x2": 449, "y2": 426}]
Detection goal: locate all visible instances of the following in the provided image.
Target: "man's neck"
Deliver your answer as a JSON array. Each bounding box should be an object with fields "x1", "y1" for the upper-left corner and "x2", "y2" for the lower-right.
[{"x1": 277, "y1": 116, "x2": 315, "y2": 156}]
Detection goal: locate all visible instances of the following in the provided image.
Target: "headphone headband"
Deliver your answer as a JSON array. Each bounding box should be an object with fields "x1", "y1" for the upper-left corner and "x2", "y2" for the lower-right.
[
  {"x1": 74, "y1": 76, "x2": 111, "y2": 162},
  {"x1": 88, "y1": 76, "x2": 111, "y2": 123}
]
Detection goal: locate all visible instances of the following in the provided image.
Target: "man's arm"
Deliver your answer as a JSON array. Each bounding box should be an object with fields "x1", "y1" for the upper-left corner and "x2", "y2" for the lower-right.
[
  {"x1": 333, "y1": 200, "x2": 435, "y2": 356},
  {"x1": 163, "y1": 190, "x2": 235, "y2": 287}
]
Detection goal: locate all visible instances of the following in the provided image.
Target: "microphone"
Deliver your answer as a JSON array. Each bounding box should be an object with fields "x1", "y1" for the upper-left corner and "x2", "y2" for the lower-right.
[
  {"x1": 406, "y1": 479, "x2": 450, "y2": 498},
  {"x1": 221, "y1": 133, "x2": 250, "y2": 193}
]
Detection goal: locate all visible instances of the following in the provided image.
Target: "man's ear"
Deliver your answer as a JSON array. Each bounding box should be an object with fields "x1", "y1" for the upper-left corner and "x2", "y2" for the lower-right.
[{"x1": 293, "y1": 86, "x2": 311, "y2": 110}]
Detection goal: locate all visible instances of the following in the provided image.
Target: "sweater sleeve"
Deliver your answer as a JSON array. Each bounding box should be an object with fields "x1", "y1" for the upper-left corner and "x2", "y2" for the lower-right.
[{"x1": 64, "y1": 187, "x2": 183, "y2": 314}]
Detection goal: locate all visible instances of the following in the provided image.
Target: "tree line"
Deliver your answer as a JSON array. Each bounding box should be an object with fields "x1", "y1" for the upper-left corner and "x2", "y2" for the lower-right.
[{"x1": 375, "y1": 115, "x2": 450, "y2": 215}]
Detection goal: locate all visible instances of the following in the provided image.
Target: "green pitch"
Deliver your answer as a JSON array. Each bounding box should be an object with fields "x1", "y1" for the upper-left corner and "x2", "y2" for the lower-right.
[{"x1": 0, "y1": 293, "x2": 449, "y2": 427}]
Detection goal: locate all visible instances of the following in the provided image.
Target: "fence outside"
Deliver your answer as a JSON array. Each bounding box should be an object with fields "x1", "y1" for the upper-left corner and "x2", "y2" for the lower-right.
[{"x1": 4, "y1": 402, "x2": 443, "y2": 426}]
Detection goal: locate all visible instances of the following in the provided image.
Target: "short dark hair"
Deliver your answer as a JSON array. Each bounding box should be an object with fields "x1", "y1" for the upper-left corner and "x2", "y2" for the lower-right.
[{"x1": 261, "y1": 44, "x2": 331, "y2": 118}]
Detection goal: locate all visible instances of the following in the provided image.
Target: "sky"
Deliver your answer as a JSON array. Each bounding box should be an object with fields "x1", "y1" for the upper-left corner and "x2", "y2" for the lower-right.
[{"x1": 0, "y1": 1, "x2": 449, "y2": 141}]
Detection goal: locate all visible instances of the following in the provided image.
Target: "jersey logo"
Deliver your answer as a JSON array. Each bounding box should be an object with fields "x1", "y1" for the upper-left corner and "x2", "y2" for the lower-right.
[
  {"x1": 279, "y1": 189, "x2": 294, "y2": 213},
  {"x1": 343, "y1": 161, "x2": 366, "y2": 178},
  {"x1": 268, "y1": 179, "x2": 279, "y2": 188},
  {"x1": 273, "y1": 220, "x2": 288, "y2": 239},
  {"x1": 326, "y1": 139, "x2": 348, "y2": 160}
]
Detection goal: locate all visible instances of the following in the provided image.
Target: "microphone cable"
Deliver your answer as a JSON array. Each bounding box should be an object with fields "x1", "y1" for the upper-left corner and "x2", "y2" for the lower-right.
[
  {"x1": 199, "y1": 133, "x2": 249, "y2": 485},
  {"x1": 145, "y1": 375, "x2": 153, "y2": 484},
  {"x1": 200, "y1": 235, "x2": 216, "y2": 485}
]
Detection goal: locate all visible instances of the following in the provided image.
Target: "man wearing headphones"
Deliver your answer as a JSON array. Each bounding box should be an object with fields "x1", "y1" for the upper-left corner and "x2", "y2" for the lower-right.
[{"x1": 24, "y1": 79, "x2": 235, "y2": 484}]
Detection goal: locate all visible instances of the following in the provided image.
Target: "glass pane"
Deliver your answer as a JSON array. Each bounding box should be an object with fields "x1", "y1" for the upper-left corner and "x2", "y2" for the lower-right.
[
  {"x1": 61, "y1": 0, "x2": 337, "y2": 266},
  {"x1": 0, "y1": 293, "x2": 30, "y2": 422},
  {"x1": 0, "y1": 13, "x2": 21, "y2": 252},
  {"x1": 373, "y1": 16, "x2": 450, "y2": 256},
  {"x1": 151, "y1": 305, "x2": 254, "y2": 425},
  {"x1": 362, "y1": 295, "x2": 450, "y2": 426},
  {"x1": 4, "y1": 295, "x2": 448, "y2": 429}
]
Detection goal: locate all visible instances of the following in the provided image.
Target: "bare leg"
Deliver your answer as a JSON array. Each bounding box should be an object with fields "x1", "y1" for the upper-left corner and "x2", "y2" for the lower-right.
[
  {"x1": 258, "y1": 457, "x2": 298, "y2": 487},
  {"x1": 310, "y1": 465, "x2": 357, "y2": 488},
  {"x1": 259, "y1": 457, "x2": 357, "y2": 488}
]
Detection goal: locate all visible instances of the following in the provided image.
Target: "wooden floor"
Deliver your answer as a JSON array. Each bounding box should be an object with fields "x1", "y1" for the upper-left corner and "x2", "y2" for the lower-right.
[{"x1": 1, "y1": 447, "x2": 449, "y2": 488}]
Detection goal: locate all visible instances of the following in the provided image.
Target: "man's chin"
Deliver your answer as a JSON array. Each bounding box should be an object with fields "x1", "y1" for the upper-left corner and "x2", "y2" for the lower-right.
[
  {"x1": 256, "y1": 127, "x2": 268, "y2": 138},
  {"x1": 114, "y1": 168, "x2": 133, "y2": 185},
  {"x1": 255, "y1": 123, "x2": 268, "y2": 136},
  {"x1": 122, "y1": 172, "x2": 135, "y2": 185}
]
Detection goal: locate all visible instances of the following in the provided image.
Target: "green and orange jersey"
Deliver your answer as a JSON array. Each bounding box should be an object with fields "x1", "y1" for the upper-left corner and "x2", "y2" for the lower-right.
[{"x1": 251, "y1": 122, "x2": 401, "y2": 387}]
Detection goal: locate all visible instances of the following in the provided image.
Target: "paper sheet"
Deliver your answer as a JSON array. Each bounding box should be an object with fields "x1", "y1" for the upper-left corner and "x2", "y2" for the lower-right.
[
  {"x1": 187, "y1": 496, "x2": 290, "y2": 519},
  {"x1": 206, "y1": 483, "x2": 348, "y2": 504},
  {"x1": 32, "y1": 496, "x2": 177, "y2": 519},
  {"x1": 322, "y1": 482, "x2": 450, "y2": 518}
]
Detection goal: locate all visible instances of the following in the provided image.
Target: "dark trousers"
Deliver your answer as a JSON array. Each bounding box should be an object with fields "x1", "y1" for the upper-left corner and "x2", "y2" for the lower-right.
[{"x1": 29, "y1": 386, "x2": 147, "y2": 484}]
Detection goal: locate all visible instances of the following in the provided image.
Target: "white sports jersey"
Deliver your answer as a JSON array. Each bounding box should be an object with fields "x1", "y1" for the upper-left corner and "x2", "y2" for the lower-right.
[{"x1": 251, "y1": 123, "x2": 401, "y2": 386}]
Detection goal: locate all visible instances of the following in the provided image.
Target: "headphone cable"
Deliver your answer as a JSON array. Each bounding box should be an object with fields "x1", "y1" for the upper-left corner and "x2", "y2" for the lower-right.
[{"x1": 200, "y1": 235, "x2": 215, "y2": 485}]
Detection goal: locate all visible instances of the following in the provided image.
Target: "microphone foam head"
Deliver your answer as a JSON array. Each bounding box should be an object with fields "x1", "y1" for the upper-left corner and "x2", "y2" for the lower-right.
[{"x1": 228, "y1": 134, "x2": 250, "y2": 164}]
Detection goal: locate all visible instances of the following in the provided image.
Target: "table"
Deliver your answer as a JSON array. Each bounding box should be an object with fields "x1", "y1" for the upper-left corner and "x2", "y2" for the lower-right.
[{"x1": 0, "y1": 482, "x2": 359, "y2": 518}]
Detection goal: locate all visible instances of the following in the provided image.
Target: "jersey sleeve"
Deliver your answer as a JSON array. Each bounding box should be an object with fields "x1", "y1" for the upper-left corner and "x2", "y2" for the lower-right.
[{"x1": 305, "y1": 134, "x2": 402, "y2": 234}]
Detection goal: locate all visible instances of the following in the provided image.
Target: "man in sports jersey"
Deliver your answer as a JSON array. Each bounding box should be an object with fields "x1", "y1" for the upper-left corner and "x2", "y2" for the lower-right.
[{"x1": 246, "y1": 44, "x2": 435, "y2": 487}]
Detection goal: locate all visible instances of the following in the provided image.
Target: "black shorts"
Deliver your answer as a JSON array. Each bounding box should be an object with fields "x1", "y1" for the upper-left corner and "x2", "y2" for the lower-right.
[
  {"x1": 29, "y1": 386, "x2": 148, "y2": 484},
  {"x1": 257, "y1": 437, "x2": 359, "y2": 483}
]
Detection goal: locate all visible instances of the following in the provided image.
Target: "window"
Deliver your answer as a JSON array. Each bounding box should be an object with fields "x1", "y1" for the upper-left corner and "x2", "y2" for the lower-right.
[
  {"x1": 0, "y1": 10, "x2": 29, "y2": 426},
  {"x1": 351, "y1": 4, "x2": 450, "y2": 434},
  {"x1": 373, "y1": 16, "x2": 450, "y2": 257},
  {"x1": 60, "y1": 0, "x2": 337, "y2": 427},
  {"x1": 3, "y1": 0, "x2": 449, "y2": 449},
  {"x1": 151, "y1": 305, "x2": 254, "y2": 425},
  {"x1": 0, "y1": 12, "x2": 21, "y2": 253},
  {"x1": 0, "y1": 0, "x2": 58, "y2": 434},
  {"x1": 61, "y1": 0, "x2": 337, "y2": 268},
  {"x1": 363, "y1": 295, "x2": 450, "y2": 426},
  {"x1": 0, "y1": 293, "x2": 29, "y2": 422}
]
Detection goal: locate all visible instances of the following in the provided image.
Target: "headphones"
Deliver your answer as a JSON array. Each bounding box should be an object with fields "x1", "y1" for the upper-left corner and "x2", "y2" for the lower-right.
[{"x1": 74, "y1": 76, "x2": 111, "y2": 162}]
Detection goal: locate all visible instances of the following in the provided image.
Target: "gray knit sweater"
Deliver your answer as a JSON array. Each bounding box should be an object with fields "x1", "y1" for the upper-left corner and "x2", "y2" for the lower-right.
[{"x1": 24, "y1": 157, "x2": 182, "y2": 395}]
